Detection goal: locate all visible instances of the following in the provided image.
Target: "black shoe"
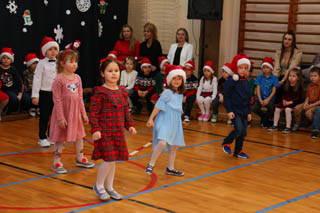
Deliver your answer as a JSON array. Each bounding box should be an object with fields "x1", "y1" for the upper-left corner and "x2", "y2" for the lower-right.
[
  {"x1": 268, "y1": 125, "x2": 278, "y2": 131},
  {"x1": 282, "y1": 128, "x2": 291, "y2": 134},
  {"x1": 166, "y1": 168, "x2": 184, "y2": 176},
  {"x1": 311, "y1": 131, "x2": 319, "y2": 139}
]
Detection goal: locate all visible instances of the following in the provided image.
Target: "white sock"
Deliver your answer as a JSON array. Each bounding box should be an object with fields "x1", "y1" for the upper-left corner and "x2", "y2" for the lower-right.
[
  {"x1": 149, "y1": 140, "x2": 167, "y2": 166},
  {"x1": 53, "y1": 142, "x2": 64, "y2": 166},
  {"x1": 96, "y1": 161, "x2": 111, "y2": 192},
  {"x1": 75, "y1": 138, "x2": 84, "y2": 162},
  {"x1": 105, "y1": 162, "x2": 115, "y2": 191}
]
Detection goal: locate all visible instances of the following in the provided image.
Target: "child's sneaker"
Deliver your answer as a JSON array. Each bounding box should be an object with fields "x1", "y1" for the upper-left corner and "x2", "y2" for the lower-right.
[
  {"x1": 29, "y1": 108, "x2": 36, "y2": 117},
  {"x1": 222, "y1": 144, "x2": 231, "y2": 154},
  {"x1": 211, "y1": 114, "x2": 217, "y2": 123},
  {"x1": 311, "y1": 130, "x2": 319, "y2": 139},
  {"x1": 227, "y1": 119, "x2": 232, "y2": 125},
  {"x1": 292, "y1": 123, "x2": 299, "y2": 132},
  {"x1": 145, "y1": 164, "x2": 154, "y2": 175},
  {"x1": 203, "y1": 114, "x2": 210, "y2": 122},
  {"x1": 165, "y1": 168, "x2": 184, "y2": 176},
  {"x1": 93, "y1": 185, "x2": 110, "y2": 200},
  {"x1": 198, "y1": 114, "x2": 205, "y2": 121},
  {"x1": 282, "y1": 128, "x2": 291, "y2": 134},
  {"x1": 106, "y1": 189, "x2": 122, "y2": 200},
  {"x1": 76, "y1": 158, "x2": 95, "y2": 168},
  {"x1": 38, "y1": 139, "x2": 50, "y2": 147},
  {"x1": 268, "y1": 125, "x2": 278, "y2": 131},
  {"x1": 234, "y1": 151, "x2": 249, "y2": 159},
  {"x1": 36, "y1": 108, "x2": 40, "y2": 116},
  {"x1": 184, "y1": 115, "x2": 190, "y2": 122},
  {"x1": 52, "y1": 163, "x2": 67, "y2": 174}
]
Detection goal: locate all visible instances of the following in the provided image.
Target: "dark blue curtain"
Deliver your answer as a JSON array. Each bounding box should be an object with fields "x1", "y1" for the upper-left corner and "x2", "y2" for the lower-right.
[{"x1": 0, "y1": 0, "x2": 128, "y2": 87}]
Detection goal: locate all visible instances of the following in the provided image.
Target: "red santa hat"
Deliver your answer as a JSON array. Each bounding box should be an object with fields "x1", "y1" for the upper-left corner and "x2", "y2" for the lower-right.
[
  {"x1": 158, "y1": 56, "x2": 169, "y2": 70},
  {"x1": 40, "y1": 37, "x2": 59, "y2": 59},
  {"x1": 0, "y1": 47, "x2": 14, "y2": 62},
  {"x1": 65, "y1": 40, "x2": 81, "y2": 50},
  {"x1": 165, "y1": 64, "x2": 186, "y2": 86},
  {"x1": 108, "y1": 50, "x2": 118, "y2": 59},
  {"x1": 24, "y1": 53, "x2": 39, "y2": 67},
  {"x1": 222, "y1": 62, "x2": 233, "y2": 76},
  {"x1": 231, "y1": 53, "x2": 251, "y2": 81},
  {"x1": 261, "y1": 57, "x2": 274, "y2": 70},
  {"x1": 203, "y1": 60, "x2": 214, "y2": 74},
  {"x1": 140, "y1": 57, "x2": 152, "y2": 69},
  {"x1": 184, "y1": 60, "x2": 195, "y2": 71}
]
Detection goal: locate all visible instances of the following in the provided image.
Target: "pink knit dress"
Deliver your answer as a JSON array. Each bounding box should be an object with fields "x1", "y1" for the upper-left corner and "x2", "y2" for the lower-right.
[{"x1": 49, "y1": 74, "x2": 86, "y2": 142}]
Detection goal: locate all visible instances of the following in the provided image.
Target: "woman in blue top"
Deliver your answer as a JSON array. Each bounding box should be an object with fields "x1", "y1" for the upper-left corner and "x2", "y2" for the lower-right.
[{"x1": 145, "y1": 64, "x2": 186, "y2": 176}]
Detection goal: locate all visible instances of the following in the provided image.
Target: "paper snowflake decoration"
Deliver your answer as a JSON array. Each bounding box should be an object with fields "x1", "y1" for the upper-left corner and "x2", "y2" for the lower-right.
[
  {"x1": 6, "y1": 0, "x2": 18, "y2": 14},
  {"x1": 54, "y1": 24, "x2": 64, "y2": 44},
  {"x1": 44, "y1": 0, "x2": 48, "y2": 6},
  {"x1": 76, "y1": 0, "x2": 91, "y2": 12},
  {"x1": 98, "y1": 19, "x2": 103, "y2": 38}
]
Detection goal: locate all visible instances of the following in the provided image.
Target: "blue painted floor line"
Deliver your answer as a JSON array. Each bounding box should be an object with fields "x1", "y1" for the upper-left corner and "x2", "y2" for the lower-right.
[
  {"x1": 68, "y1": 150, "x2": 302, "y2": 213},
  {"x1": 256, "y1": 189, "x2": 320, "y2": 213},
  {"x1": 0, "y1": 138, "x2": 224, "y2": 188}
]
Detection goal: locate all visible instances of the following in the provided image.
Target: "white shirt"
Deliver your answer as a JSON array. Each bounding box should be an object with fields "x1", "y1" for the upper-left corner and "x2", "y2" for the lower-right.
[
  {"x1": 196, "y1": 76, "x2": 218, "y2": 100},
  {"x1": 120, "y1": 70, "x2": 138, "y2": 90},
  {"x1": 32, "y1": 57, "x2": 57, "y2": 98},
  {"x1": 167, "y1": 42, "x2": 193, "y2": 66}
]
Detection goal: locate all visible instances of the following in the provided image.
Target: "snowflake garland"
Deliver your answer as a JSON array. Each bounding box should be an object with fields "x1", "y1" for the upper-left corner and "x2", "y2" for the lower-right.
[
  {"x1": 98, "y1": 19, "x2": 103, "y2": 38},
  {"x1": 54, "y1": 24, "x2": 64, "y2": 44},
  {"x1": 6, "y1": 0, "x2": 18, "y2": 14}
]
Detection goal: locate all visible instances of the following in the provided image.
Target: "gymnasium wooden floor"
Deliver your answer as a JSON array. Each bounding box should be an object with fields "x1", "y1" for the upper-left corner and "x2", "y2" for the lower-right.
[{"x1": 0, "y1": 113, "x2": 319, "y2": 213}]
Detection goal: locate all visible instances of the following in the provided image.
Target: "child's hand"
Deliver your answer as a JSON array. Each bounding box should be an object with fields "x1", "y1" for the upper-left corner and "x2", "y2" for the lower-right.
[
  {"x1": 92, "y1": 131, "x2": 101, "y2": 141},
  {"x1": 17, "y1": 93, "x2": 22, "y2": 101},
  {"x1": 129, "y1": 127, "x2": 137, "y2": 135},
  {"x1": 151, "y1": 65, "x2": 157, "y2": 72},
  {"x1": 138, "y1": 90, "x2": 142, "y2": 97},
  {"x1": 248, "y1": 114, "x2": 252, "y2": 122},
  {"x1": 58, "y1": 119, "x2": 67, "y2": 129},
  {"x1": 219, "y1": 94, "x2": 224, "y2": 103},
  {"x1": 228, "y1": 112, "x2": 235, "y2": 120},
  {"x1": 32, "y1": 98, "x2": 39, "y2": 106},
  {"x1": 264, "y1": 99, "x2": 270, "y2": 105},
  {"x1": 303, "y1": 103, "x2": 310, "y2": 111},
  {"x1": 146, "y1": 119, "x2": 154, "y2": 128},
  {"x1": 259, "y1": 99, "x2": 264, "y2": 106},
  {"x1": 82, "y1": 114, "x2": 89, "y2": 124},
  {"x1": 182, "y1": 96, "x2": 186, "y2": 103}
]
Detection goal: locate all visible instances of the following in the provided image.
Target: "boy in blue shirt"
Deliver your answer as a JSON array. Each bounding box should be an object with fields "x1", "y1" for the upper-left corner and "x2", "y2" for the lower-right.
[{"x1": 253, "y1": 57, "x2": 279, "y2": 128}]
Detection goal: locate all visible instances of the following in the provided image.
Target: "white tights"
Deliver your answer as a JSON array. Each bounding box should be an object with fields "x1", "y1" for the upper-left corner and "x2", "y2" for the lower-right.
[
  {"x1": 273, "y1": 107, "x2": 293, "y2": 128},
  {"x1": 96, "y1": 161, "x2": 116, "y2": 192},
  {"x1": 197, "y1": 96, "x2": 212, "y2": 114},
  {"x1": 149, "y1": 140, "x2": 178, "y2": 170}
]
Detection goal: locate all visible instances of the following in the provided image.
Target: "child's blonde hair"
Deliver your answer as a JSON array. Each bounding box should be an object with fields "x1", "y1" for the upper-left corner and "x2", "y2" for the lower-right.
[
  {"x1": 56, "y1": 49, "x2": 79, "y2": 73},
  {"x1": 124, "y1": 56, "x2": 136, "y2": 69}
]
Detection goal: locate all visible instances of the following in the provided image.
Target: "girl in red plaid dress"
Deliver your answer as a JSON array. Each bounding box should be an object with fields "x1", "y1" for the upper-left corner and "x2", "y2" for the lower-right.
[{"x1": 90, "y1": 58, "x2": 137, "y2": 200}]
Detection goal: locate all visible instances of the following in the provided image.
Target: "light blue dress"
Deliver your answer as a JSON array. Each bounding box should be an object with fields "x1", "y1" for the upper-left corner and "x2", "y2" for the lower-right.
[{"x1": 153, "y1": 89, "x2": 185, "y2": 151}]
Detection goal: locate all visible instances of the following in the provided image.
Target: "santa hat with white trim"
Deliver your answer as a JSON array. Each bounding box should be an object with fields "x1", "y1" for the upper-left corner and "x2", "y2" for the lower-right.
[
  {"x1": 158, "y1": 56, "x2": 169, "y2": 70},
  {"x1": 203, "y1": 60, "x2": 214, "y2": 74},
  {"x1": 165, "y1": 64, "x2": 186, "y2": 86},
  {"x1": 184, "y1": 60, "x2": 195, "y2": 71},
  {"x1": 140, "y1": 57, "x2": 152, "y2": 70},
  {"x1": 0, "y1": 47, "x2": 14, "y2": 62},
  {"x1": 222, "y1": 62, "x2": 233, "y2": 76},
  {"x1": 231, "y1": 53, "x2": 251, "y2": 81},
  {"x1": 108, "y1": 50, "x2": 118, "y2": 59},
  {"x1": 24, "y1": 53, "x2": 39, "y2": 67},
  {"x1": 261, "y1": 57, "x2": 274, "y2": 70},
  {"x1": 40, "y1": 37, "x2": 59, "y2": 59}
]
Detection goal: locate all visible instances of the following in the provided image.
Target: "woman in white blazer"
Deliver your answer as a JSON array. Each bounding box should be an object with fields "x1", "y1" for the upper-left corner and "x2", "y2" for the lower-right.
[{"x1": 167, "y1": 28, "x2": 194, "y2": 66}]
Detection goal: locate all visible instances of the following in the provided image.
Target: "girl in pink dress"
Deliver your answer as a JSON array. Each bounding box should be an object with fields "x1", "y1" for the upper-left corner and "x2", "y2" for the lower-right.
[
  {"x1": 89, "y1": 58, "x2": 137, "y2": 200},
  {"x1": 50, "y1": 49, "x2": 94, "y2": 174}
]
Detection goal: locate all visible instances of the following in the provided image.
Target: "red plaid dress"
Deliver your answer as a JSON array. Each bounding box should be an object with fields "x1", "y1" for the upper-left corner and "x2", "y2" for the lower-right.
[{"x1": 89, "y1": 86, "x2": 134, "y2": 161}]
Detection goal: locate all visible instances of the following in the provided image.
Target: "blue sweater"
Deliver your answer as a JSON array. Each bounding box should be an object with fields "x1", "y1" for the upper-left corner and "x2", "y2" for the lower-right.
[{"x1": 223, "y1": 77, "x2": 251, "y2": 117}]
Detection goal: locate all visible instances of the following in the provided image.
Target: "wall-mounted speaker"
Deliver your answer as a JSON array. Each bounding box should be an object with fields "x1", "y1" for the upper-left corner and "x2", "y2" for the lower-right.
[{"x1": 187, "y1": 0, "x2": 223, "y2": 20}]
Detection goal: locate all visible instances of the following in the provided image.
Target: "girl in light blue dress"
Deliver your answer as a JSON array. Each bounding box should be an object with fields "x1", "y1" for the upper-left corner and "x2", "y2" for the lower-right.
[{"x1": 145, "y1": 64, "x2": 186, "y2": 176}]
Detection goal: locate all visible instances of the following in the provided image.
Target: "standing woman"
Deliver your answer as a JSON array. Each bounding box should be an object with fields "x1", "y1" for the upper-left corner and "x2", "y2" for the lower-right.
[
  {"x1": 167, "y1": 28, "x2": 193, "y2": 66},
  {"x1": 140, "y1": 23, "x2": 163, "y2": 72},
  {"x1": 113, "y1": 25, "x2": 140, "y2": 64},
  {"x1": 274, "y1": 30, "x2": 302, "y2": 85}
]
